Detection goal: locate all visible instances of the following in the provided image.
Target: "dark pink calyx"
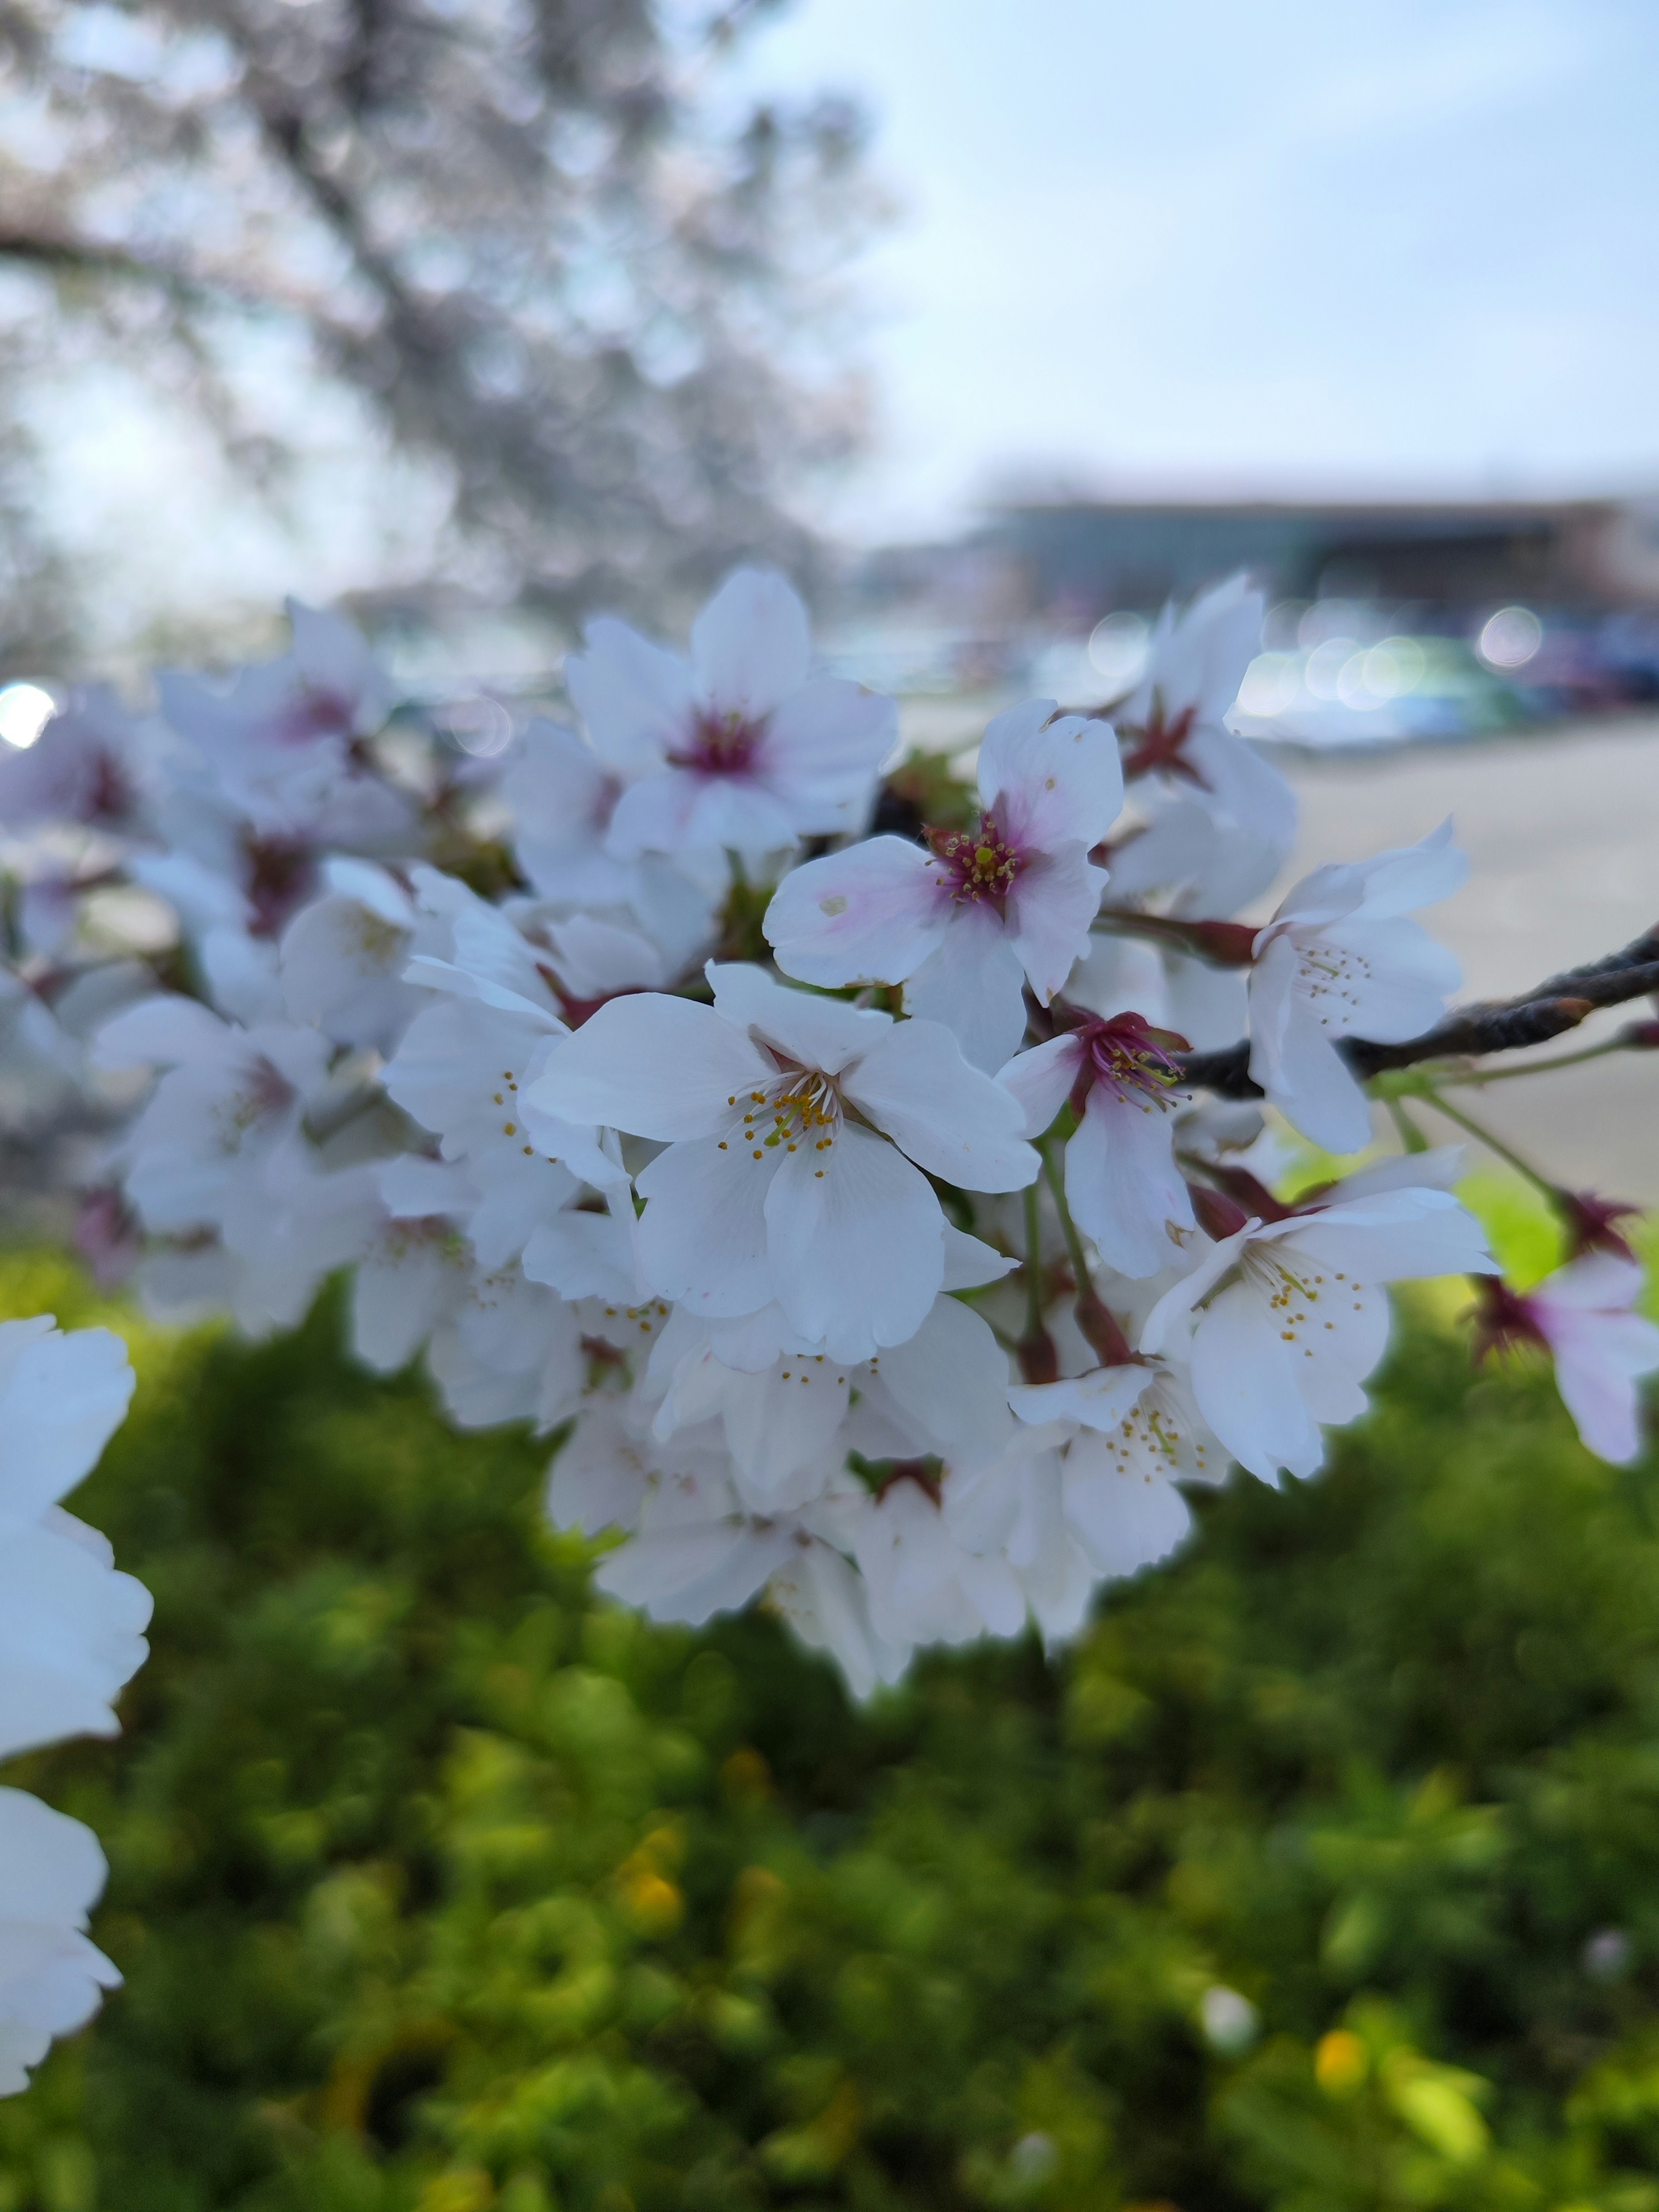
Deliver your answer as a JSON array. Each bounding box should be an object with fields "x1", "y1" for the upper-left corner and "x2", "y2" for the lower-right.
[
  {"x1": 667, "y1": 709, "x2": 766, "y2": 777},
  {"x1": 926, "y1": 815, "x2": 1022, "y2": 906},
  {"x1": 1120, "y1": 697, "x2": 1211, "y2": 790},
  {"x1": 1472, "y1": 1274, "x2": 1546, "y2": 1363},
  {"x1": 1556, "y1": 1188, "x2": 1641, "y2": 1261}
]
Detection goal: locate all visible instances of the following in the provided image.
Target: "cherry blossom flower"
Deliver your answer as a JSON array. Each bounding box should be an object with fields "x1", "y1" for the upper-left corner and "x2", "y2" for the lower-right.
[
  {"x1": 850, "y1": 1427, "x2": 1095, "y2": 1653},
  {"x1": 526, "y1": 962, "x2": 1037, "y2": 1361},
  {"x1": 0, "y1": 1319, "x2": 147, "y2": 1761},
  {"x1": 1114, "y1": 574, "x2": 1295, "y2": 852},
  {"x1": 383, "y1": 877, "x2": 626, "y2": 1268},
  {"x1": 765, "y1": 699, "x2": 1124, "y2": 1070},
  {"x1": 1478, "y1": 1252, "x2": 1659, "y2": 1466},
  {"x1": 1009, "y1": 1355, "x2": 1221, "y2": 1578},
  {"x1": 1141, "y1": 1183, "x2": 1495, "y2": 1483},
  {"x1": 0, "y1": 1789, "x2": 123, "y2": 2096},
  {"x1": 156, "y1": 599, "x2": 405, "y2": 845},
  {"x1": 999, "y1": 1011, "x2": 1195, "y2": 1275},
  {"x1": 0, "y1": 686, "x2": 145, "y2": 836},
  {"x1": 1248, "y1": 821, "x2": 1467, "y2": 1154},
  {"x1": 565, "y1": 567, "x2": 896, "y2": 863},
  {"x1": 279, "y1": 860, "x2": 425, "y2": 1055},
  {"x1": 0, "y1": 1319, "x2": 147, "y2": 2094}
]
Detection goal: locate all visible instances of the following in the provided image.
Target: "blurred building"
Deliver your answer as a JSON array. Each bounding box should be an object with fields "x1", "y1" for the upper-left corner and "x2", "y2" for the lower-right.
[{"x1": 863, "y1": 496, "x2": 1659, "y2": 623}]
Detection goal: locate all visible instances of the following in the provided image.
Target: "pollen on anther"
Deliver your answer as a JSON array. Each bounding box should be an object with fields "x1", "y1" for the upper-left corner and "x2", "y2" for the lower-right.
[
  {"x1": 752, "y1": 1149, "x2": 763, "y2": 1160},
  {"x1": 503, "y1": 1122, "x2": 517, "y2": 1135},
  {"x1": 718, "y1": 1141, "x2": 728, "y2": 1150}
]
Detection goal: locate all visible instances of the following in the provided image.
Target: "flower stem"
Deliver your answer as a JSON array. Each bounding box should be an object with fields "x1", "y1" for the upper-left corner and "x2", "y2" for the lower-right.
[
  {"x1": 1437, "y1": 1035, "x2": 1631, "y2": 1087},
  {"x1": 1418, "y1": 1086, "x2": 1557, "y2": 1196},
  {"x1": 1039, "y1": 1141, "x2": 1137, "y2": 1367},
  {"x1": 1017, "y1": 1178, "x2": 1059, "y2": 1384},
  {"x1": 1385, "y1": 1097, "x2": 1430, "y2": 1154}
]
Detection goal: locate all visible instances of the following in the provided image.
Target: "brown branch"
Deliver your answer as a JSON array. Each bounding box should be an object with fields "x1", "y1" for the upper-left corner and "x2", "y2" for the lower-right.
[{"x1": 1176, "y1": 928, "x2": 1659, "y2": 1100}]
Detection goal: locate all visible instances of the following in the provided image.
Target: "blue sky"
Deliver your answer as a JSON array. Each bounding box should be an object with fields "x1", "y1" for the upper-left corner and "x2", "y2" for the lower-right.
[{"x1": 732, "y1": 0, "x2": 1659, "y2": 538}]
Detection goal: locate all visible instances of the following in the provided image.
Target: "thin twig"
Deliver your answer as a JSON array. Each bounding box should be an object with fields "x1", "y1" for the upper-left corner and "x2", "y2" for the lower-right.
[{"x1": 1175, "y1": 931, "x2": 1659, "y2": 1100}]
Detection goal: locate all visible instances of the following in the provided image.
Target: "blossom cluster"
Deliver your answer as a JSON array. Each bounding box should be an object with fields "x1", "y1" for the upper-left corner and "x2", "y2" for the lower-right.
[
  {"x1": 0, "y1": 1318, "x2": 147, "y2": 2092},
  {"x1": 1, "y1": 569, "x2": 1654, "y2": 1696}
]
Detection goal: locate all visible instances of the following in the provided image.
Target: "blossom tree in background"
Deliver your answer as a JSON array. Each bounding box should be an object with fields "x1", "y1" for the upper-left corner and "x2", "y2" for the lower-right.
[
  {"x1": 0, "y1": 0, "x2": 872, "y2": 665},
  {"x1": 0, "y1": 566, "x2": 1655, "y2": 1716}
]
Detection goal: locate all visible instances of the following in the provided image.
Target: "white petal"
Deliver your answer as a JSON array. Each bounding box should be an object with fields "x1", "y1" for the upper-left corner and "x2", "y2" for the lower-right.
[
  {"x1": 566, "y1": 617, "x2": 695, "y2": 775},
  {"x1": 998, "y1": 1034, "x2": 1084, "y2": 1138},
  {"x1": 764, "y1": 1124, "x2": 944, "y2": 1360},
  {"x1": 0, "y1": 1324, "x2": 135, "y2": 1519},
  {"x1": 1061, "y1": 1430, "x2": 1192, "y2": 1577},
  {"x1": 764, "y1": 678, "x2": 898, "y2": 801},
  {"x1": 941, "y1": 1223, "x2": 1019, "y2": 1290},
  {"x1": 841, "y1": 1017, "x2": 1038, "y2": 1192},
  {"x1": 1003, "y1": 843, "x2": 1108, "y2": 1004},
  {"x1": 690, "y1": 568, "x2": 810, "y2": 717},
  {"x1": 1251, "y1": 995, "x2": 1374, "y2": 1155},
  {"x1": 524, "y1": 994, "x2": 773, "y2": 1141},
  {"x1": 981, "y1": 708, "x2": 1124, "y2": 851},
  {"x1": 1010, "y1": 1362, "x2": 1154, "y2": 1430},
  {"x1": 901, "y1": 919, "x2": 1030, "y2": 1075},
  {"x1": 1065, "y1": 1087, "x2": 1194, "y2": 1278},
  {"x1": 521, "y1": 1208, "x2": 641, "y2": 1303},
  {"x1": 636, "y1": 1136, "x2": 777, "y2": 1317},
  {"x1": 709, "y1": 960, "x2": 890, "y2": 1074},
  {"x1": 877, "y1": 1295, "x2": 1015, "y2": 1461},
  {"x1": 1540, "y1": 1306, "x2": 1659, "y2": 1465},
  {"x1": 764, "y1": 838, "x2": 949, "y2": 988},
  {"x1": 1190, "y1": 1280, "x2": 1325, "y2": 1483}
]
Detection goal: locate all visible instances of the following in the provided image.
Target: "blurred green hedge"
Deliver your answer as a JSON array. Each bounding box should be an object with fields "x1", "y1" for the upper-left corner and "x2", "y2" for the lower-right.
[{"x1": 5, "y1": 1244, "x2": 1659, "y2": 2212}]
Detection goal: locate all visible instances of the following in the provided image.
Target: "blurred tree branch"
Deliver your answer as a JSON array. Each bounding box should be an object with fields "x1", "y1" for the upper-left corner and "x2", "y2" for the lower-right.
[{"x1": 0, "y1": 0, "x2": 874, "y2": 652}]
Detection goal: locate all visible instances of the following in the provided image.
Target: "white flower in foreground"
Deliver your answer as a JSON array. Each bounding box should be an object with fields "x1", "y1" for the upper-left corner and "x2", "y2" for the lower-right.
[
  {"x1": 0, "y1": 1319, "x2": 146, "y2": 2094},
  {"x1": 0, "y1": 1789, "x2": 123, "y2": 2096},
  {"x1": 999, "y1": 1012, "x2": 1195, "y2": 1276},
  {"x1": 0, "y1": 1319, "x2": 147, "y2": 1760},
  {"x1": 1248, "y1": 822, "x2": 1467, "y2": 1155},
  {"x1": 527, "y1": 963, "x2": 1037, "y2": 1362},
  {"x1": 1115, "y1": 573, "x2": 1295, "y2": 852},
  {"x1": 565, "y1": 567, "x2": 896, "y2": 862},
  {"x1": 1481, "y1": 1253, "x2": 1659, "y2": 1466},
  {"x1": 765, "y1": 699, "x2": 1123, "y2": 1071},
  {"x1": 1009, "y1": 1356, "x2": 1221, "y2": 1579},
  {"x1": 1141, "y1": 1185, "x2": 1496, "y2": 1483}
]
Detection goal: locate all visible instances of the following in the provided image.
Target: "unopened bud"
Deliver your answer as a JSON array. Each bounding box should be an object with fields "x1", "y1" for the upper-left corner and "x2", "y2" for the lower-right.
[
  {"x1": 1189, "y1": 1182, "x2": 1251, "y2": 1241},
  {"x1": 1016, "y1": 1325, "x2": 1060, "y2": 1385},
  {"x1": 1073, "y1": 1288, "x2": 1137, "y2": 1368}
]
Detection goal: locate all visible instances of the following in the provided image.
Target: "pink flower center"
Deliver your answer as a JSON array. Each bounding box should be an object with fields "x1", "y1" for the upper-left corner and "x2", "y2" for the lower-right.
[
  {"x1": 667, "y1": 709, "x2": 766, "y2": 777},
  {"x1": 927, "y1": 814, "x2": 1021, "y2": 906},
  {"x1": 1120, "y1": 697, "x2": 1211, "y2": 790},
  {"x1": 273, "y1": 686, "x2": 357, "y2": 746},
  {"x1": 1060, "y1": 1010, "x2": 1188, "y2": 1116}
]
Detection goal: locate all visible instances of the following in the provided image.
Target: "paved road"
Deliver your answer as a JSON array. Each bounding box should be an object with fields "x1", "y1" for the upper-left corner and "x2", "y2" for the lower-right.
[{"x1": 1271, "y1": 716, "x2": 1659, "y2": 1196}]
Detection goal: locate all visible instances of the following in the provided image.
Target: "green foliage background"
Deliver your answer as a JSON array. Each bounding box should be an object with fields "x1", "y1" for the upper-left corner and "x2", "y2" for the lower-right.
[{"x1": 4, "y1": 1217, "x2": 1659, "y2": 2212}]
